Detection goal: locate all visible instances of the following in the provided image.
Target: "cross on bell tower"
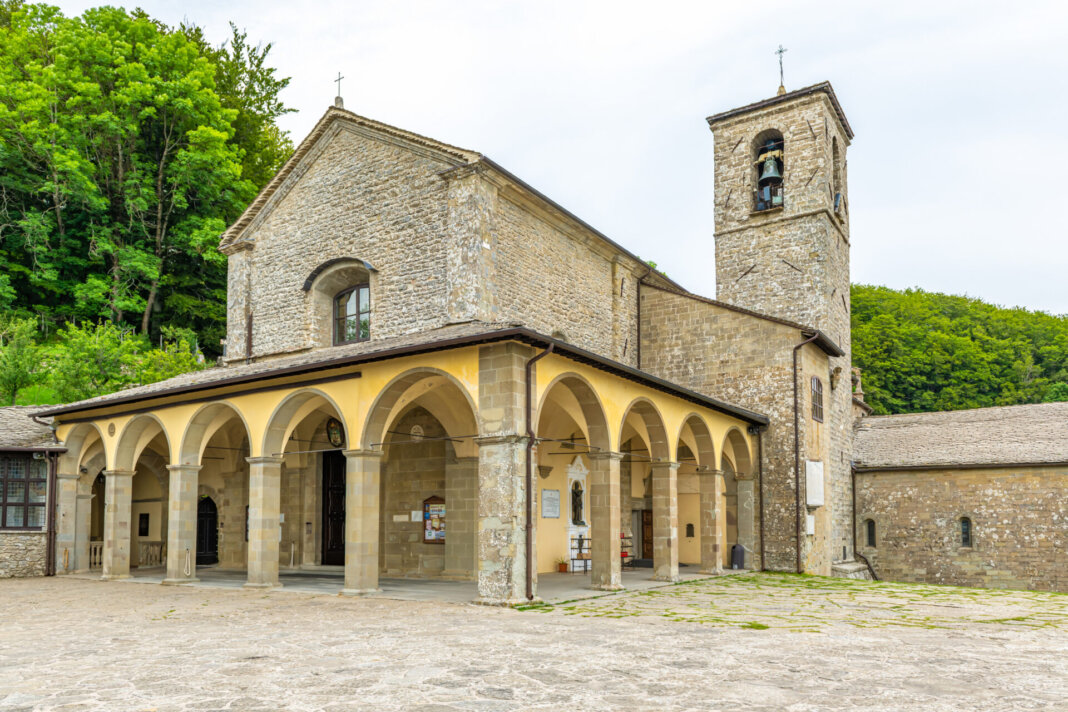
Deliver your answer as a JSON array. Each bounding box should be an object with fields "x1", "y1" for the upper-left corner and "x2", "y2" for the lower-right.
[
  {"x1": 334, "y1": 71, "x2": 345, "y2": 109},
  {"x1": 776, "y1": 45, "x2": 788, "y2": 96}
]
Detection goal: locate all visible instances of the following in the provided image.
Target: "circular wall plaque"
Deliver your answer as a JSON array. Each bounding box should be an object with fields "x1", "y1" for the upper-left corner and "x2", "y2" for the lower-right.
[{"x1": 107, "y1": 423, "x2": 116, "y2": 437}]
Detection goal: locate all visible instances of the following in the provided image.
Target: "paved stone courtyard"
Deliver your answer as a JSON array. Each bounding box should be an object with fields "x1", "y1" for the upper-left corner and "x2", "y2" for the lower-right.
[{"x1": 0, "y1": 573, "x2": 1064, "y2": 711}]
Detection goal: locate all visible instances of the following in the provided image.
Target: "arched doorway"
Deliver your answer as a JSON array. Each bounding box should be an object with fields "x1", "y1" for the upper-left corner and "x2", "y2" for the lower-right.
[{"x1": 196, "y1": 497, "x2": 219, "y2": 565}]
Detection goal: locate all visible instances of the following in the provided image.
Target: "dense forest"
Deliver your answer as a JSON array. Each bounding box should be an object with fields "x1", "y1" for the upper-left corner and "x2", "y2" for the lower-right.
[
  {"x1": 0, "y1": 3, "x2": 1065, "y2": 412},
  {"x1": 0, "y1": 1, "x2": 292, "y2": 404},
  {"x1": 852, "y1": 285, "x2": 1068, "y2": 414}
]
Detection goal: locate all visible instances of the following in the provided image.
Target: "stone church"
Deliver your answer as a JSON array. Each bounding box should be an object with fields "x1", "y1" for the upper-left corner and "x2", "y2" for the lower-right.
[{"x1": 0, "y1": 81, "x2": 1063, "y2": 595}]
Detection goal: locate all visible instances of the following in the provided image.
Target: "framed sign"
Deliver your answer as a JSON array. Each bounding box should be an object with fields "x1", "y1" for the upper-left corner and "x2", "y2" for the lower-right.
[
  {"x1": 541, "y1": 489, "x2": 560, "y2": 519},
  {"x1": 423, "y1": 496, "x2": 445, "y2": 544}
]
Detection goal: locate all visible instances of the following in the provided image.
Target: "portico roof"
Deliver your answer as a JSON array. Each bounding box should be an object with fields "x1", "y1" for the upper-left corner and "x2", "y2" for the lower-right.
[{"x1": 38, "y1": 322, "x2": 769, "y2": 427}]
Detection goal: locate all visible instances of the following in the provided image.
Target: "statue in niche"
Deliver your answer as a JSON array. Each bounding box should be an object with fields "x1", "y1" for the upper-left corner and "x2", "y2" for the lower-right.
[{"x1": 571, "y1": 481, "x2": 585, "y2": 525}]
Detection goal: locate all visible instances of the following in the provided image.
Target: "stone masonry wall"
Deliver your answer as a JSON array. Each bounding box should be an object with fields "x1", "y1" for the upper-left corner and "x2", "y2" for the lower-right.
[
  {"x1": 494, "y1": 195, "x2": 639, "y2": 366},
  {"x1": 226, "y1": 124, "x2": 456, "y2": 361},
  {"x1": 0, "y1": 532, "x2": 47, "y2": 578},
  {"x1": 380, "y1": 407, "x2": 451, "y2": 577},
  {"x1": 709, "y1": 89, "x2": 854, "y2": 573},
  {"x1": 856, "y1": 466, "x2": 1068, "y2": 592},
  {"x1": 640, "y1": 285, "x2": 831, "y2": 572}
]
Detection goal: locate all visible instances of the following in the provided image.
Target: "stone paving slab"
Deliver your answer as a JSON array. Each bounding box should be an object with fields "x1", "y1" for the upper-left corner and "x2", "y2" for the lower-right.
[{"x1": 0, "y1": 573, "x2": 1064, "y2": 711}]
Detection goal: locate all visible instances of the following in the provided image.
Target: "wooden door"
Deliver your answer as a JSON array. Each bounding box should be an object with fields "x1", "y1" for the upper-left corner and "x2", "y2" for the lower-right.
[
  {"x1": 321, "y1": 451, "x2": 346, "y2": 565},
  {"x1": 641, "y1": 509, "x2": 653, "y2": 559},
  {"x1": 196, "y1": 497, "x2": 219, "y2": 565}
]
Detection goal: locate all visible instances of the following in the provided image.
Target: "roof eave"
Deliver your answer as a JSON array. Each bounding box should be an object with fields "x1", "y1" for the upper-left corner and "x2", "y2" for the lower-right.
[{"x1": 40, "y1": 327, "x2": 768, "y2": 427}]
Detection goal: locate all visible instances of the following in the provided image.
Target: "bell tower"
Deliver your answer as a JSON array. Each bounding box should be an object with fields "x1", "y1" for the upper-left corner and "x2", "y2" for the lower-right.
[{"x1": 706, "y1": 81, "x2": 852, "y2": 349}]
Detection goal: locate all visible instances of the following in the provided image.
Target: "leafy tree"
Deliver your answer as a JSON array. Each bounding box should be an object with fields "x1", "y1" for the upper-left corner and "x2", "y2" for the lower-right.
[
  {"x1": 0, "y1": 3, "x2": 292, "y2": 355},
  {"x1": 852, "y1": 285, "x2": 1068, "y2": 414},
  {"x1": 1043, "y1": 382, "x2": 1068, "y2": 403},
  {"x1": 48, "y1": 322, "x2": 144, "y2": 402},
  {"x1": 0, "y1": 316, "x2": 41, "y2": 404}
]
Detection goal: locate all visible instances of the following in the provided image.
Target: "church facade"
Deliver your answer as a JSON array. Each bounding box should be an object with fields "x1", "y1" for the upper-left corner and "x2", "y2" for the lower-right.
[{"x1": 1, "y1": 81, "x2": 1061, "y2": 596}]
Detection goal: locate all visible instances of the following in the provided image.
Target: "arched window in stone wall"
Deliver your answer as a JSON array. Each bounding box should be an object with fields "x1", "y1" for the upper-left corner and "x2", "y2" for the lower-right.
[
  {"x1": 334, "y1": 285, "x2": 370, "y2": 344},
  {"x1": 865, "y1": 519, "x2": 876, "y2": 548},
  {"x1": 753, "y1": 129, "x2": 784, "y2": 211},
  {"x1": 960, "y1": 517, "x2": 973, "y2": 548},
  {"x1": 303, "y1": 258, "x2": 376, "y2": 348}
]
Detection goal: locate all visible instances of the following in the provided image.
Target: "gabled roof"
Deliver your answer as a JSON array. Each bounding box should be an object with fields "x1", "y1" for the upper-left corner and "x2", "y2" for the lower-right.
[
  {"x1": 0, "y1": 406, "x2": 58, "y2": 450},
  {"x1": 641, "y1": 283, "x2": 845, "y2": 357},
  {"x1": 706, "y1": 81, "x2": 854, "y2": 140},
  {"x1": 854, "y1": 402, "x2": 1068, "y2": 470},
  {"x1": 219, "y1": 106, "x2": 481, "y2": 250},
  {"x1": 39, "y1": 322, "x2": 768, "y2": 427}
]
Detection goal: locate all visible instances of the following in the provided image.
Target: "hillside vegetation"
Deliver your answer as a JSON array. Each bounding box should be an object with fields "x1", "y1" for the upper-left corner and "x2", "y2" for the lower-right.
[{"x1": 851, "y1": 285, "x2": 1068, "y2": 415}]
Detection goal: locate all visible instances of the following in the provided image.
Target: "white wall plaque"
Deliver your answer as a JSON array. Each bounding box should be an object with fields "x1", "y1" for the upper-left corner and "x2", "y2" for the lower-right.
[
  {"x1": 411, "y1": 510, "x2": 422, "y2": 522},
  {"x1": 541, "y1": 489, "x2": 560, "y2": 519},
  {"x1": 805, "y1": 460, "x2": 825, "y2": 507}
]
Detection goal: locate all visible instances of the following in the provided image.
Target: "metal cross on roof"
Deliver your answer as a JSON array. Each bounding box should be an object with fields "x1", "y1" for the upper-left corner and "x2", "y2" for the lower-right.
[
  {"x1": 776, "y1": 45, "x2": 788, "y2": 89},
  {"x1": 334, "y1": 71, "x2": 345, "y2": 97}
]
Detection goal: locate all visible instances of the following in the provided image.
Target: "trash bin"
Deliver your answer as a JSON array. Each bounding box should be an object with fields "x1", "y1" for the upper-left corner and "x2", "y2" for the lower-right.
[{"x1": 731, "y1": 544, "x2": 745, "y2": 570}]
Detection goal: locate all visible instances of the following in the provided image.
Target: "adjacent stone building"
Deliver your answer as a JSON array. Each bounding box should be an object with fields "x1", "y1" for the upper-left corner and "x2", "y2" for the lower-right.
[
  {"x1": 854, "y1": 403, "x2": 1068, "y2": 592},
  {"x1": 0, "y1": 407, "x2": 62, "y2": 578},
  {"x1": 0, "y1": 80, "x2": 1062, "y2": 597}
]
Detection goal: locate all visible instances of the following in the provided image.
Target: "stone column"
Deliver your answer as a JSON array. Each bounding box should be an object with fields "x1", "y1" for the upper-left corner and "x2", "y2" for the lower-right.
[
  {"x1": 444, "y1": 456, "x2": 479, "y2": 579},
  {"x1": 101, "y1": 470, "x2": 134, "y2": 580},
  {"x1": 245, "y1": 456, "x2": 284, "y2": 589},
  {"x1": 54, "y1": 472, "x2": 80, "y2": 574},
  {"x1": 620, "y1": 457, "x2": 633, "y2": 540},
  {"x1": 698, "y1": 468, "x2": 725, "y2": 575},
  {"x1": 476, "y1": 342, "x2": 535, "y2": 605},
  {"x1": 475, "y1": 435, "x2": 530, "y2": 605},
  {"x1": 74, "y1": 481, "x2": 92, "y2": 572},
  {"x1": 589, "y1": 452, "x2": 623, "y2": 591},
  {"x1": 341, "y1": 449, "x2": 382, "y2": 595},
  {"x1": 163, "y1": 464, "x2": 201, "y2": 585},
  {"x1": 736, "y1": 473, "x2": 757, "y2": 569},
  {"x1": 651, "y1": 461, "x2": 679, "y2": 582}
]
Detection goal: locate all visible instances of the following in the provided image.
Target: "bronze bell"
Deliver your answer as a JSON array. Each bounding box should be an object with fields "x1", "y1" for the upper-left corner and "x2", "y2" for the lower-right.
[{"x1": 759, "y1": 154, "x2": 782, "y2": 184}]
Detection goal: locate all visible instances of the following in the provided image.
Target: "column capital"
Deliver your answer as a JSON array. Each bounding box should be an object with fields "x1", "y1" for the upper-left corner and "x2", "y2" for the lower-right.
[
  {"x1": 103, "y1": 469, "x2": 135, "y2": 478},
  {"x1": 56, "y1": 472, "x2": 81, "y2": 481},
  {"x1": 167, "y1": 464, "x2": 202, "y2": 473},
  {"x1": 588, "y1": 451, "x2": 624, "y2": 462},
  {"x1": 649, "y1": 461, "x2": 679, "y2": 471},
  {"x1": 475, "y1": 434, "x2": 529, "y2": 446},
  {"x1": 342, "y1": 449, "x2": 383, "y2": 459},
  {"x1": 733, "y1": 470, "x2": 756, "y2": 481},
  {"x1": 698, "y1": 467, "x2": 726, "y2": 478},
  {"x1": 245, "y1": 456, "x2": 284, "y2": 466}
]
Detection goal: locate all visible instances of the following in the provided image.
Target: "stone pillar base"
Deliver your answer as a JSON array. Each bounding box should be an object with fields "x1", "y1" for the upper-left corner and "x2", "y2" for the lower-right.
[
  {"x1": 161, "y1": 577, "x2": 200, "y2": 585},
  {"x1": 591, "y1": 583, "x2": 624, "y2": 592},
  {"x1": 698, "y1": 568, "x2": 724, "y2": 576},
  {"x1": 341, "y1": 587, "x2": 381, "y2": 597},
  {"x1": 474, "y1": 595, "x2": 541, "y2": 607},
  {"x1": 100, "y1": 574, "x2": 131, "y2": 581},
  {"x1": 242, "y1": 582, "x2": 282, "y2": 590},
  {"x1": 651, "y1": 574, "x2": 680, "y2": 583}
]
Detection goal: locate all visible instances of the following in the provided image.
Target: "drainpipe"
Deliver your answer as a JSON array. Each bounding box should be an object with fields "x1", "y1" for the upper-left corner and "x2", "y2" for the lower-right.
[
  {"x1": 750, "y1": 425, "x2": 766, "y2": 571},
  {"x1": 524, "y1": 342, "x2": 554, "y2": 600},
  {"x1": 635, "y1": 266, "x2": 652, "y2": 370},
  {"x1": 851, "y1": 464, "x2": 879, "y2": 580},
  {"x1": 45, "y1": 452, "x2": 58, "y2": 576},
  {"x1": 792, "y1": 333, "x2": 819, "y2": 574}
]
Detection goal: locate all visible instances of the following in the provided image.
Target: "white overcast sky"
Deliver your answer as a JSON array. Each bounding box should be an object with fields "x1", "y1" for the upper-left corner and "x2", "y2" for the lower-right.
[{"x1": 54, "y1": 1, "x2": 1068, "y2": 314}]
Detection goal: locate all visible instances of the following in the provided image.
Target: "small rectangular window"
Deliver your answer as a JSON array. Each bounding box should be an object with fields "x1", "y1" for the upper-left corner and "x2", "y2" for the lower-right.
[
  {"x1": 960, "y1": 517, "x2": 972, "y2": 547},
  {"x1": 811, "y1": 376, "x2": 824, "y2": 422},
  {"x1": 334, "y1": 283, "x2": 371, "y2": 344},
  {"x1": 0, "y1": 455, "x2": 47, "y2": 531},
  {"x1": 866, "y1": 519, "x2": 876, "y2": 547}
]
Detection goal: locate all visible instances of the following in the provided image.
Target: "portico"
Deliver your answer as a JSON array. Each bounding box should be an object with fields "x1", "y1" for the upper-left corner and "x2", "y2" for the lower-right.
[{"x1": 44, "y1": 328, "x2": 765, "y2": 605}]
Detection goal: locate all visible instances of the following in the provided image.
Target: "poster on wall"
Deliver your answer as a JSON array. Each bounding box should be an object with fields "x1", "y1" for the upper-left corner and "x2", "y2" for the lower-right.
[
  {"x1": 423, "y1": 496, "x2": 445, "y2": 543},
  {"x1": 541, "y1": 489, "x2": 560, "y2": 519}
]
